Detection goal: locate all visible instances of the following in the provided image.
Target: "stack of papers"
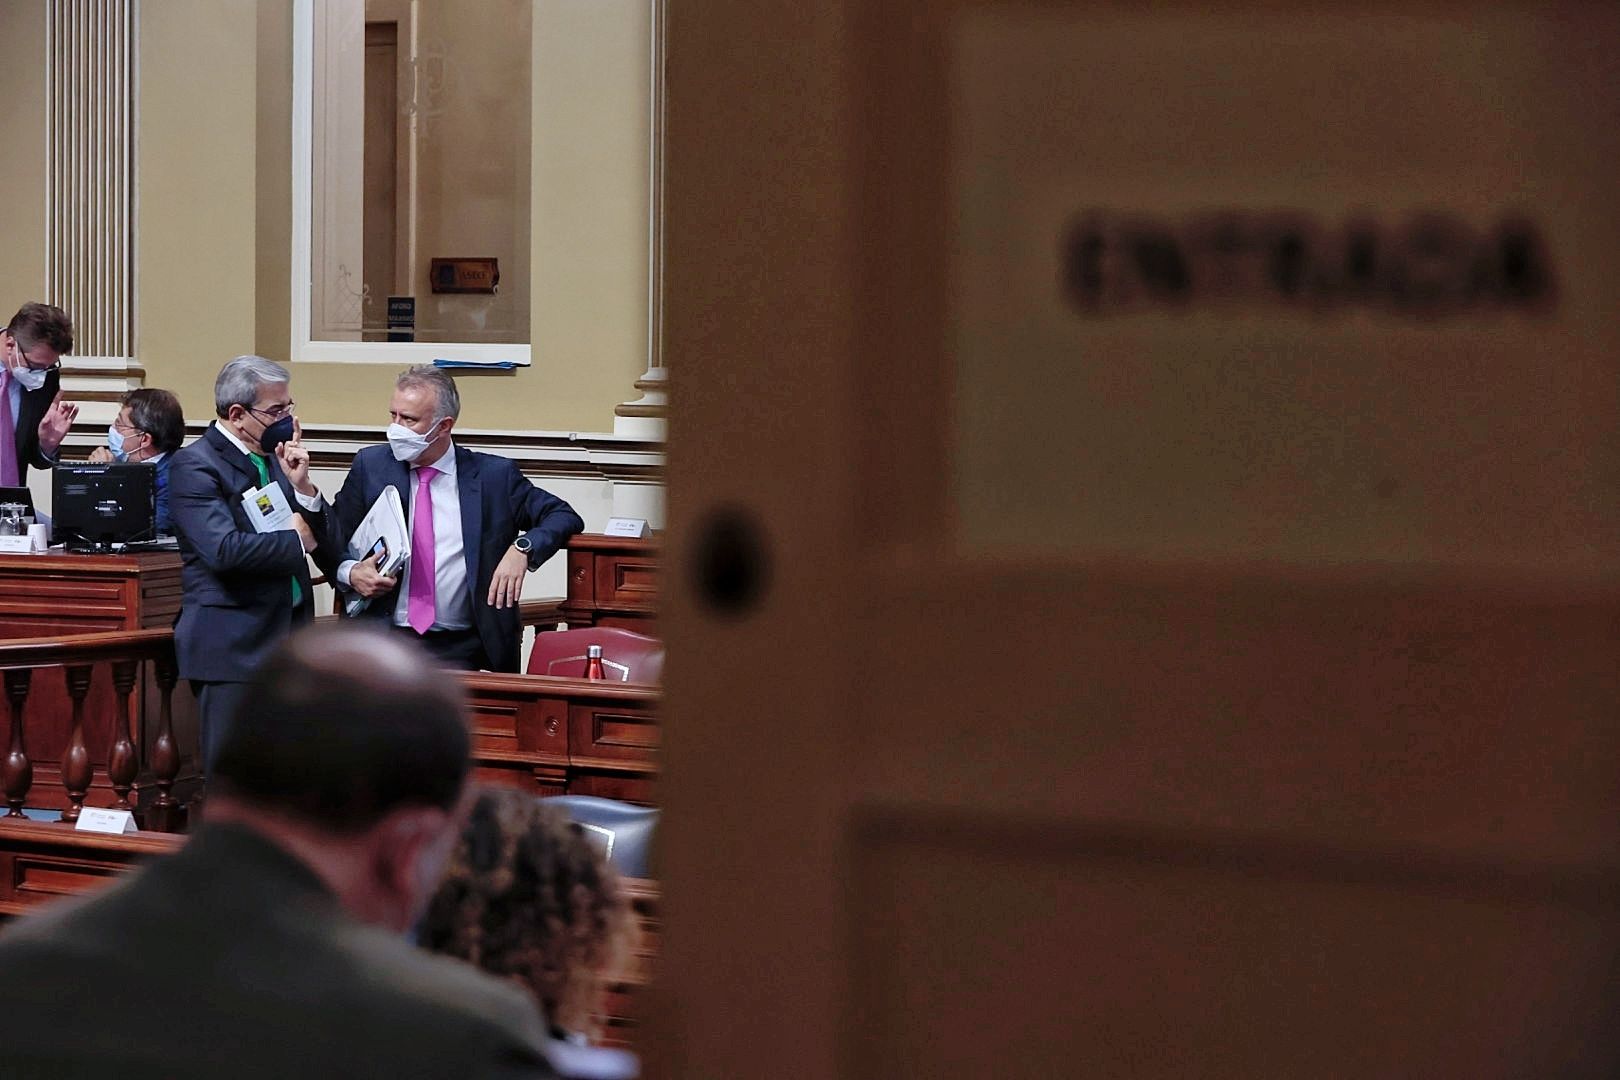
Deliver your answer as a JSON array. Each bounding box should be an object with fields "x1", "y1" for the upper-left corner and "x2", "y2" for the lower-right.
[{"x1": 344, "y1": 487, "x2": 409, "y2": 616}]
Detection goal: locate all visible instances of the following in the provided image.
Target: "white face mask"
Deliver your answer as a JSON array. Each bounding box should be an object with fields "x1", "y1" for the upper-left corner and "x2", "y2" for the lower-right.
[
  {"x1": 387, "y1": 419, "x2": 443, "y2": 463},
  {"x1": 9, "y1": 362, "x2": 47, "y2": 392}
]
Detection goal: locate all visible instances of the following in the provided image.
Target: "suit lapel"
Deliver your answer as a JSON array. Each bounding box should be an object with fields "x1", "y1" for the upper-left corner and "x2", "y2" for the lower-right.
[
  {"x1": 204, "y1": 424, "x2": 263, "y2": 492},
  {"x1": 456, "y1": 446, "x2": 482, "y2": 605},
  {"x1": 382, "y1": 452, "x2": 410, "y2": 516}
]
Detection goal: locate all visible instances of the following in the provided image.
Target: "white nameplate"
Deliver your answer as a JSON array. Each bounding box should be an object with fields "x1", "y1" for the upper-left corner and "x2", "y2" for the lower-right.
[
  {"x1": 0, "y1": 535, "x2": 34, "y2": 553},
  {"x1": 603, "y1": 517, "x2": 650, "y2": 539},
  {"x1": 75, "y1": 807, "x2": 138, "y2": 835}
]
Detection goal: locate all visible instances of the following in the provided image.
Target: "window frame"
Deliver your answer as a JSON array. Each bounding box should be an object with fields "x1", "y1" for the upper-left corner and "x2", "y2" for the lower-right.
[{"x1": 289, "y1": 0, "x2": 534, "y2": 366}]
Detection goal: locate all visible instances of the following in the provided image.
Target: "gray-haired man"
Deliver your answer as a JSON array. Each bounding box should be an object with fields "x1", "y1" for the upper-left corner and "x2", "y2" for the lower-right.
[{"x1": 169, "y1": 355, "x2": 338, "y2": 766}]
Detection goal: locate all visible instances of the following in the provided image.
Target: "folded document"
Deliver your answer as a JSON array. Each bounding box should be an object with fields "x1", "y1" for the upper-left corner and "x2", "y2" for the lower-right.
[{"x1": 344, "y1": 487, "x2": 410, "y2": 617}]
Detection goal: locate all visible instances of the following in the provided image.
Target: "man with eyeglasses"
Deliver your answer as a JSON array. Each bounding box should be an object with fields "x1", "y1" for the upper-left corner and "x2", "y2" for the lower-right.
[
  {"x1": 88, "y1": 387, "x2": 186, "y2": 533},
  {"x1": 0, "y1": 301, "x2": 79, "y2": 486},
  {"x1": 170, "y1": 355, "x2": 340, "y2": 768}
]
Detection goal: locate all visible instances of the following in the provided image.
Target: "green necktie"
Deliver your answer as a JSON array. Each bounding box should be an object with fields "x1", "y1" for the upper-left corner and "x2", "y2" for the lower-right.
[{"x1": 250, "y1": 453, "x2": 304, "y2": 609}]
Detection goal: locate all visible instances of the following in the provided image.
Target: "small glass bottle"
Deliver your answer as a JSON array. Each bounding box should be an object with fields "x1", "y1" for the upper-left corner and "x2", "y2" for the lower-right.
[{"x1": 584, "y1": 644, "x2": 605, "y2": 680}]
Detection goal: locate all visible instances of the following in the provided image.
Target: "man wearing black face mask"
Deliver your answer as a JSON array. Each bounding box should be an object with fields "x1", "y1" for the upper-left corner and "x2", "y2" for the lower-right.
[{"x1": 169, "y1": 355, "x2": 339, "y2": 768}]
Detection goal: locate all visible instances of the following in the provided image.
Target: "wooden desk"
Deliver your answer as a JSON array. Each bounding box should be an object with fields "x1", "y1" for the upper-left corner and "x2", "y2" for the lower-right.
[
  {"x1": 0, "y1": 552, "x2": 198, "y2": 813},
  {"x1": 462, "y1": 672, "x2": 660, "y2": 805},
  {"x1": 0, "y1": 551, "x2": 182, "y2": 635},
  {"x1": 561, "y1": 534, "x2": 659, "y2": 632}
]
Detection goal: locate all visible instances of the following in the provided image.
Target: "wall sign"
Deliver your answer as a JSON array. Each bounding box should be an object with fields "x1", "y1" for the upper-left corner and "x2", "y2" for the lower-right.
[
  {"x1": 429, "y1": 258, "x2": 500, "y2": 294},
  {"x1": 1063, "y1": 210, "x2": 1554, "y2": 318}
]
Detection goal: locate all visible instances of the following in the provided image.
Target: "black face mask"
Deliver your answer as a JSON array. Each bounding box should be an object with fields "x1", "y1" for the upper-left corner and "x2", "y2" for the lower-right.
[{"x1": 258, "y1": 413, "x2": 296, "y2": 458}]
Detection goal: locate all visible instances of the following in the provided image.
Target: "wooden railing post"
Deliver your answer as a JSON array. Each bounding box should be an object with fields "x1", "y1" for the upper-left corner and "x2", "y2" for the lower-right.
[
  {"x1": 3, "y1": 669, "x2": 34, "y2": 818},
  {"x1": 107, "y1": 659, "x2": 139, "y2": 812},
  {"x1": 59, "y1": 663, "x2": 95, "y2": 822},
  {"x1": 0, "y1": 630, "x2": 190, "y2": 827},
  {"x1": 147, "y1": 652, "x2": 183, "y2": 833}
]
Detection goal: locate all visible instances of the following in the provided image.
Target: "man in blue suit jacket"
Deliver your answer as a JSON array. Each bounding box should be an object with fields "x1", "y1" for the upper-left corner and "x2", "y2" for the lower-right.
[
  {"x1": 333, "y1": 365, "x2": 583, "y2": 672},
  {"x1": 170, "y1": 356, "x2": 339, "y2": 764}
]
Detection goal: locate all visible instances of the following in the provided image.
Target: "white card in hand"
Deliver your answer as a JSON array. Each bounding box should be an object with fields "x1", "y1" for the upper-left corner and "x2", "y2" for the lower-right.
[{"x1": 240, "y1": 482, "x2": 297, "y2": 534}]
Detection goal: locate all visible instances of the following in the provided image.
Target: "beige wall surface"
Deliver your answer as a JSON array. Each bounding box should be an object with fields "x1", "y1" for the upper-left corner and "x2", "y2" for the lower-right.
[
  {"x1": 138, "y1": 0, "x2": 261, "y2": 421},
  {"x1": 256, "y1": 0, "x2": 295, "y2": 371},
  {"x1": 0, "y1": 2, "x2": 49, "y2": 316},
  {"x1": 528, "y1": 0, "x2": 653, "y2": 429},
  {"x1": 265, "y1": 0, "x2": 649, "y2": 433},
  {"x1": 409, "y1": 0, "x2": 533, "y2": 345},
  {"x1": 8, "y1": 0, "x2": 652, "y2": 435}
]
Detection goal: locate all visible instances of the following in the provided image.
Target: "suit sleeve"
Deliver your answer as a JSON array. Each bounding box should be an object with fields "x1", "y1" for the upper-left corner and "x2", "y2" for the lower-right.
[
  {"x1": 330, "y1": 457, "x2": 368, "y2": 549},
  {"x1": 288, "y1": 478, "x2": 344, "y2": 581},
  {"x1": 169, "y1": 452, "x2": 307, "y2": 576},
  {"x1": 20, "y1": 370, "x2": 59, "y2": 470},
  {"x1": 327, "y1": 459, "x2": 372, "y2": 595},
  {"x1": 509, "y1": 464, "x2": 584, "y2": 569}
]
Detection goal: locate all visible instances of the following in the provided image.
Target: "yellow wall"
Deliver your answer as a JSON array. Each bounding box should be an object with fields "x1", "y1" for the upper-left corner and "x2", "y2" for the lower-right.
[
  {"x1": 9, "y1": 0, "x2": 652, "y2": 434},
  {"x1": 529, "y1": 0, "x2": 653, "y2": 425},
  {"x1": 0, "y1": 2, "x2": 50, "y2": 319},
  {"x1": 280, "y1": 0, "x2": 652, "y2": 432},
  {"x1": 139, "y1": 0, "x2": 262, "y2": 416},
  {"x1": 410, "y1": 0, "x2": 533, "y2": 345}
]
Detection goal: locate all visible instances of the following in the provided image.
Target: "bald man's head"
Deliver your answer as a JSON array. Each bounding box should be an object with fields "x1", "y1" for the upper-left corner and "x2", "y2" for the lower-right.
[{"x1": 211, "y1": 625, "x2": 471, "y2": 832}]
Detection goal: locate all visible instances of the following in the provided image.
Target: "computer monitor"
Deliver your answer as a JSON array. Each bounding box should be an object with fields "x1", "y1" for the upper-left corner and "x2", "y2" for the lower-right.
[{"x1": 51, "y1": 462, "x2": 157, "y2": 548}]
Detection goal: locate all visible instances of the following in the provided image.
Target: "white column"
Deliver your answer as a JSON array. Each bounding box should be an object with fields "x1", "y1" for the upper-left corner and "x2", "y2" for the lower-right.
[
  {"x1": 614, "y1": 0, "x2": 667, "y2": 442},
  {"x1": 46, "y1": 0, "x2": 140, "y2": 426}
]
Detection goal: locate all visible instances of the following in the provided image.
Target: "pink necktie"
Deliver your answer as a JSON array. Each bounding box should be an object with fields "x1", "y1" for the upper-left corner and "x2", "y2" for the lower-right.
[
  {"x1": 0, "y1": 367, "x2": 17, "y2": 487},
  {"x1": 407, "y1": 466, "x2": 439, "y2": 633}
]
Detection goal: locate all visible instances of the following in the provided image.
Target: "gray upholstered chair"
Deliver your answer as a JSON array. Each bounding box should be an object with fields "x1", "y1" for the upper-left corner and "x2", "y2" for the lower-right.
[{"x1": 542, "y1": 794, "x2": 659, "y2": 879}]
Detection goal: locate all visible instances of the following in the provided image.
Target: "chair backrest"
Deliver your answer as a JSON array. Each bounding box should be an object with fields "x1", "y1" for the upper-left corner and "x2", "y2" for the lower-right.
[
  {"x1": 542, "y1": 795, "x2": 659, "y2": 879},
  {"x1": 527, "y1": 627, "x2": 665, "y2": 685},
  {"x1": 543, "y1": 1038, "x2": 640, "y2": 1080}
]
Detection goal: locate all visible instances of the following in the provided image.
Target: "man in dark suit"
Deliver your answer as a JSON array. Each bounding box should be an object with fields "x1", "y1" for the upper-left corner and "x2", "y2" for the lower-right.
[
  {"x1": 0, "y1": 301, "x2": 80, "y2": 486},
  {"x1": 0, "y1": 625, "x2": 560, "y2": 1079},
  {"x1": 333, "y1": 365, "x2": 583, "y2": 671},
  {"x1": 169, "y1": 355, "x2": 339, "y2": 765}
]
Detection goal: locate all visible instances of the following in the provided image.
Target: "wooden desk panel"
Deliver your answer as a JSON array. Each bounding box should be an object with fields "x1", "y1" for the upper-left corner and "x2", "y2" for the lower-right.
[
  {"x1": 0, "y1": 819, "x2": 181, "y2": 917},
  {"x1": 562, "y1": 534, "x2": 660, "y2": 632},
  {"x1": 462, "y1": 672, "x2": 659, "y2": 803}
]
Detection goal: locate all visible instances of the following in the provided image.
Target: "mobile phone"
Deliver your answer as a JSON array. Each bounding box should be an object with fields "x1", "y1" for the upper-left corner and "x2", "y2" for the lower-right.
[{"x1": 369, "y1": 537, "x2": 388, "y2": 565}]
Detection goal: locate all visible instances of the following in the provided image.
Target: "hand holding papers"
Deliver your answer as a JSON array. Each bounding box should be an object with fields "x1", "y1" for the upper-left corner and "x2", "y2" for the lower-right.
[{"x1": 345, "y1": 487, "x2": 410, "y2": 616}]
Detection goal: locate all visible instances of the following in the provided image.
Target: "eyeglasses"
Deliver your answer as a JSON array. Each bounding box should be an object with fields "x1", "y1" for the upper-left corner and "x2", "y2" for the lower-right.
[
  {"x1": 248, "y1": 401, "x2": 295, "y2": 422},
  {"x1": 9, "y1": 335, "x2": 61, "y2": 373}
]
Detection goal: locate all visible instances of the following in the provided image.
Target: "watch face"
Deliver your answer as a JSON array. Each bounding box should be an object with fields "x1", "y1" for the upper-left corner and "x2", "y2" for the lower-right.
[{"x1": 515, "y1": 537, "x2": 532, "y2": 552}]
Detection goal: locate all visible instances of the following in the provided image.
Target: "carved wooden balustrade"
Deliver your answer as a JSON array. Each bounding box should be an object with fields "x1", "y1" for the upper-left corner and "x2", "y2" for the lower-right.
[{"x1": 0, "y1": 629, "x2": 188, "y2": 833}]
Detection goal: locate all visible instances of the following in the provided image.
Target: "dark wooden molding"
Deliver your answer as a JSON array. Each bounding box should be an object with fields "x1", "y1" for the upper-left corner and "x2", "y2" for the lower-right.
[{"x1": 52, "y1": 422, "x2": 665, "y2": 483}]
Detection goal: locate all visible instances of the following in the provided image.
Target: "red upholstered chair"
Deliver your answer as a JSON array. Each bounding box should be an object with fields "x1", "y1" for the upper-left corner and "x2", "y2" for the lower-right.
[{"x1": 527, "y1": 626, "x2": 665, "y2": 685}]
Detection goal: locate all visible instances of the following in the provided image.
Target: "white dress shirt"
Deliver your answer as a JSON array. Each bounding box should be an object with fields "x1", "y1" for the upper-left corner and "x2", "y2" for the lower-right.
[{"x1": 392, "y1": 443, "x2": 472, "y2": 631}]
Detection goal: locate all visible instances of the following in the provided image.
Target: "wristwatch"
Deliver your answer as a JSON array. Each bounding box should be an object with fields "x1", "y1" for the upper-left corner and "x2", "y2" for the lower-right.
[{"x1": 513, "y1": 535, "x2": 533, "y2": 556}]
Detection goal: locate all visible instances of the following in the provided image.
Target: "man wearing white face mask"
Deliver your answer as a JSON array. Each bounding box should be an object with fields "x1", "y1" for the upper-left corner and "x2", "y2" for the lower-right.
[
  {"x1": 87, "y1": 387, "x2": 185, "y2": 533},
  {"x1": 332, "y1": 365, "x2": 584, "y2": 671},
  {"x1": 0, "y1": 301, "x2": 79, "y2": 486}
]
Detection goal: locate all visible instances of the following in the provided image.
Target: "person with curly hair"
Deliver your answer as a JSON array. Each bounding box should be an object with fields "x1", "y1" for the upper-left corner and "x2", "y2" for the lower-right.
[{"x1": 422, "y1": 786, "x2": 640, "y2": 1045}]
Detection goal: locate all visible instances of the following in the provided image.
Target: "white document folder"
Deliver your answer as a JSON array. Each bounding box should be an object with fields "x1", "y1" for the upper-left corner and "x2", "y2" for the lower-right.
[{"x1": 344, "y1": 486, "x2": 410, "y2": 616}]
